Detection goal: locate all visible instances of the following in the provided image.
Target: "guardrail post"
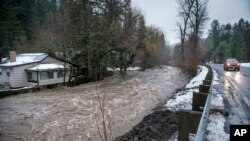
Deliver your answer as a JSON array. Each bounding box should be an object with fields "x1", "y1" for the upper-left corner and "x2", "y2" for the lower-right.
[
  {"x1": 178, "y1": 110, "x2": 202, "y2": 141},
  {"x1": 199, "y1": 85, "x2": 210, "y2": 93},
  {"x1": 178, "y1": 65, "x2": 214, "y2": 141},
  {"x1": 207, "y1": 74, "x2": 212, "y2": 77},
  {"x1": 203, "y1": 80, "x2": 211, "y2": 85},
  {"x1": 205, "y1": 76, "x2": 212, "y2": 81},
  {"x1": 192, "y1": 92, "x2": 208, "y2": 111}
]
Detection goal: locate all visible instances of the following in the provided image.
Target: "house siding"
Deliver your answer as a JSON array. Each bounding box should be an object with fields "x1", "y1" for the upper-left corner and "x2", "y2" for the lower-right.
[
  {"x1": 41, "y1": 56, "x2": 72, "y2": 70},
  {"x1": 0, "y1": 55, "x2": 75, "y2": 89},
  {"x1": 0, "y1": 68, "x2": 8, "y2": 85},
  {"x1": 7, "y1": 57, "x2": 72, "y2": 88},
  {"x1": 9, "y1": 64, "x2": 35, "y2": 88}
]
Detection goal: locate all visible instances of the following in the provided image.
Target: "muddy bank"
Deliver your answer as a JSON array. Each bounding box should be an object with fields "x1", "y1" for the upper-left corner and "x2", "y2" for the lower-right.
[{"x1": 115, "y1": 108, "x2": 177, "y2": 141}]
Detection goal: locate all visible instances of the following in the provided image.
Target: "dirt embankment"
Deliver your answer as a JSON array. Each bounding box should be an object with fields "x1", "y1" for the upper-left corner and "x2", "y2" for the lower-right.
[
  {"x1": 0, "y1": 66, "x2": 188, "y2": 141},
  {"x1": 115, "y1": 108, "x2": 177, "y2": 141}
]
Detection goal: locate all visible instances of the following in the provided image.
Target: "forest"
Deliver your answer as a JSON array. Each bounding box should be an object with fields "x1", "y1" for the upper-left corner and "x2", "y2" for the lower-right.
[
  {"x1": 1, "y1": 0, "x2": 249, "y2": 80},
  {"x1": 0, "y1": 0, "x2": 168, "y2": 81},
  {"x1": 205, "y1": 18, "x2": 250, "y2": 63},
  {"x1": 172, "y1": 0, "x2": 250, "y2": 70}
]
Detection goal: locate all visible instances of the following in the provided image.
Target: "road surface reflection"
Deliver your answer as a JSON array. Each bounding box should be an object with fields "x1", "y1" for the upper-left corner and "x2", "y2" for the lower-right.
[{"x1": 225, "y1": 71, "x2": 242, "y2": 84}]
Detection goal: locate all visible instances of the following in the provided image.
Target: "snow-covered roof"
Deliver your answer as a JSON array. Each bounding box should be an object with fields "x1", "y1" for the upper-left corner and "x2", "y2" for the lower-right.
[
  {"x1": 27, "y1": 63, "x2": 65, "y2": 71},
  {"x1": 0, "y1": 53, "x2": 47, "y2": 67}
]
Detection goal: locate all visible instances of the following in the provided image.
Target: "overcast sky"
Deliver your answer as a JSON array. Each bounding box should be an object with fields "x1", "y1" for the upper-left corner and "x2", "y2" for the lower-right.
[{"x1": 131, "y1": 0, "x2": 250, "y2": 45}]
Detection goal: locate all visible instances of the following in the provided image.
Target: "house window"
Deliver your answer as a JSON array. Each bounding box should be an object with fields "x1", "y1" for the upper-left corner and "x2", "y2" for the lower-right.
[
  {"x1": 40, "y1": 71, "x2": 54, "y2": 80},
  {"x1": 28, "y1": 72, "x2": 37, "y2": 81},
  {"x1": 58, "y1": 70, "x2": 69, "y2": 78},
  {"x1": 57, "y1": 70, "x2": 64, "y2": 78},
  {"x1": 7, "y1": 69, "x2": 10, "y2": 76}
]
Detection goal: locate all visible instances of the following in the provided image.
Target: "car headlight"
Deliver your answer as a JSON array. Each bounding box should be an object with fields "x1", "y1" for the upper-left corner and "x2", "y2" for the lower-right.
[
  {"x1": 227, "y1": 63, "x2": 230, "y2": 66},
  {"x1": 237, "y1": 63, "x2": 240, "y2": 66}
]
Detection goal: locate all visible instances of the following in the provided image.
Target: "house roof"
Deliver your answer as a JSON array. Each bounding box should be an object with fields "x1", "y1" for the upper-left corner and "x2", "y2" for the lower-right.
[
  {"x1": 26, "y1": 63, "x2": 65, "y2": 71},
  {"x1": 0, "y1": 53, "x2": 48, "y2": 67}
]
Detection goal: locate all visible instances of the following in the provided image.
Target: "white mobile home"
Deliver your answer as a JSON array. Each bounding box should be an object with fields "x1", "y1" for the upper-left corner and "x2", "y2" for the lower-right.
[{"x1": 0, "y1": 51, "x2": 77, "y2": 89}]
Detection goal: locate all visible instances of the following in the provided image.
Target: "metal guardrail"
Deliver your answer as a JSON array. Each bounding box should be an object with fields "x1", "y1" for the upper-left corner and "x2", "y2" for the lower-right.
[{"x1": 194, "y1": 66, "x2": 213, "y2": 141}]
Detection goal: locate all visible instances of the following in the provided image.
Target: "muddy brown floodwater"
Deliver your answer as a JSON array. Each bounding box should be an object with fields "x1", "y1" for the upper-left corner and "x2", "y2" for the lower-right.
[{"x1": 0, "y1": 66, "x2": 189, "y2": 141}]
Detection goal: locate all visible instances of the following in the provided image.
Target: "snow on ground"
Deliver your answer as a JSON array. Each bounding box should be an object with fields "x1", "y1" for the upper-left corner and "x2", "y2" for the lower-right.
[
  {"x1": 210, "y1": 70, "x2": 224, "y2": 109},
  {"x1": 185, "y1": 66, "x2": 208, "y2": 89},
  {"x1": 206, "y1": 113, "x2": 229, "y2": 141},
  {"x1": 166, "y1": 66, "x2": 229, "y2": 141},
  {"x1": 205, "y1": 69, "x2": 229, "y2": 141},
  {"x1": 168, "y1": 113, "x2": 229, "y2": 141},
  {"x1": 164, "y1": 66, "x2": 208, "y2": 111},
  {"x1": 168, "y1": 132, "x2": 177, "y2": 141},
  {"x1": 107, "y1": 66, "x2": 141, "y2": 71},
  {"x1": 240, "y1": 62, "x2": 250, "y2": 68},
  {"x1": 127, "y1": 67, "x2": 141, "y2": 71},
  {"x1": 211, "y1": 89, "x2": 224, "y2": 109},
  {"x1": 212, "y1": 68, "x2": 219, "y2": 85}
]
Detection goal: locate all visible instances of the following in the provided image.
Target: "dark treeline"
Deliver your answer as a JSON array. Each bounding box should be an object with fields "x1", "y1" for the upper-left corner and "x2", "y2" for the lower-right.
[
  {"x1": 205, "y1": 18, "x2": 250, "y2": 63},
  {"x1": 0, "y1": 0, "x2": 168, "y2": 81},
  {"x1": 0, "y1": 0, "x2": 57, "y2": 51}
]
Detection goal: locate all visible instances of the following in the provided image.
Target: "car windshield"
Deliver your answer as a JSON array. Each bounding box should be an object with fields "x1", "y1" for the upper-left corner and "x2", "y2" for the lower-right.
[{"x1": 227, "y1": 59, "x2": 238, "y2": 63}]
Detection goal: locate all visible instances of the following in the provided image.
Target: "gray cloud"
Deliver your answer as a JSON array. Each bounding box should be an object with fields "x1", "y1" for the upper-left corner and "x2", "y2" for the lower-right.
[{"x1": 132, "y1": 0, "x2": 250, "y2": 45}]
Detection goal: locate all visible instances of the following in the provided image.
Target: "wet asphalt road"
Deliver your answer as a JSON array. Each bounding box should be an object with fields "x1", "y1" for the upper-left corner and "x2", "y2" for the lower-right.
[{"x1": 211, "y1": 64, "x2": 250, "y2": 131}]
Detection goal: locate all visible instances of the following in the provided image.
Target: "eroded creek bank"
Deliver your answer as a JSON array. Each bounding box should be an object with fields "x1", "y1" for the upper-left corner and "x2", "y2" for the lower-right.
[{"x1": 115, "y1": 109, "x2": 177, "y2": 141}]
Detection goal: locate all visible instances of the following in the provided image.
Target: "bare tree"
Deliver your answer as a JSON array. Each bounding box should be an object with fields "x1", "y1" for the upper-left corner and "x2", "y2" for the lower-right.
[
  {"x1": 176, "y1": 0, "x2": 195, "y2": 62},
  {"x1": 189, "y1": 0, "x2": 208, "y2": 70},
  {"x1": 176, "y1": 0, "x2": 208, "y2": 70}
]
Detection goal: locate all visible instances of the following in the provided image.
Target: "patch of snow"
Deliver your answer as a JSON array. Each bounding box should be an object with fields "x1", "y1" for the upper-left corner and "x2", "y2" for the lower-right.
[
  {"x1": 212, "y1": 69, "x2": 219, "y2": 85},
  {"x1": 107, "y1": 67, "x2": 140, "y2": 71},
  {"x1": 107, "y1": 67, "x2": 120, "y2": 71},
  {"x1": 210, "y1": 69, "x2": 224, "y2": 109},
  {"x1": 240, "y1": 62, "x2": 250, "y2": 68},
  {"x1": 164, "y1": 66, "x2": 208, "y2": 111},
  {"x1": 167, "y1": 65, "x2": 228, "y2": 141},
  {"x1": 168, "y1": 132, "x2": 177, "y2": 141},
  {"x1": 1, "y1": 58, "x2": 7, "y2": 63},
  {"x1": 0, "y1": 53, "x2": 47, "y2": 67},
  {"x1": 211, "y1": 89, "x2": 224, "y2": 110},
  {"x1": 206, "y1": 67, "x2": 228, "y2": 141},
  {"x1": 168, "y1": 132, "x2": 178, "y2": 141},
  {"x1": 189, "y1": 133, "x2": 195, "y2": 141},
  {"x1": 165, "y1": 90, "x2": 196, "y2": 111},
  {"x1": 185, "y1": 66, "x2": 208, "y2": 88},
  {"x1": 205, "y1": 113, "x2": 229, "y2": 141},
  {"x1": 27, "y1": 63, "x2": 64, "y2": 71},
  {"x1": 127, "y1": 67, "x2": 140, "y2": 71}
]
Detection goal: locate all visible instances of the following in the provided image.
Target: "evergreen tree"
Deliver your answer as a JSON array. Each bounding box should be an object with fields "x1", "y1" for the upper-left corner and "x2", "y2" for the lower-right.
[{"x1": 206, "y1": 18, "x2": 250, "y2": 62}]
